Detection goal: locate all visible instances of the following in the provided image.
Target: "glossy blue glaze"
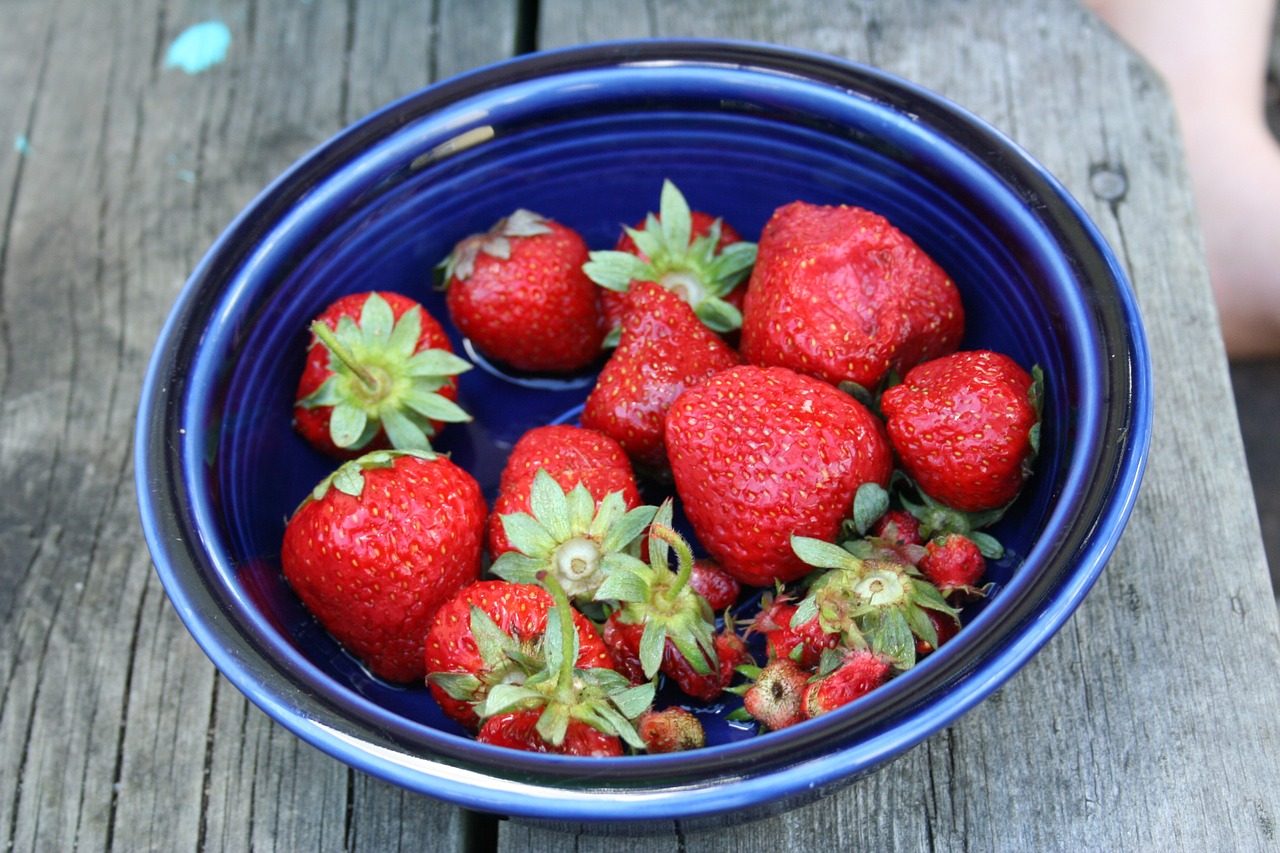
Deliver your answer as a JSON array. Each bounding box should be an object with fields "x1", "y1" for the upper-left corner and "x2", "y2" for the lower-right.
[{"x1": 135, "y1": 40, "x2": 1152, "y2": 830}]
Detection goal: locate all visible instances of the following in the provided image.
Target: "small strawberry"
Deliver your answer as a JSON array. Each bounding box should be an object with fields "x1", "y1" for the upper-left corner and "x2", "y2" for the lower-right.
[
  {"x1": 487, "y1": 424, "x2": 644, "y2": 559},
  {"x1": 918, "y1": 533, "x2": 988, "y2": 597},
  {"x1": 739, "y1": 657, "x2": 809, "y2": 732},
  {"x1": 789, "y1": 535, "x2": 959, "y2": 671},
  {"x1": 584, "y1": 179, "x2": 756, "y2": 341},
  {"x1": 580, "y1": 280, "x2": 740, "y2": 476},
  {"x1": 872, "y1": 509, "x2": 924, "y2": 550},
  {"x1": 489, "y1": 469, "x2": 657, "y2": 606},
  {"x1": 293, "y1": 291, "x2": 472, "y2": 458},
  {"x1": 636, "y1": 707, "x2": 706, "y2": 753},
  {"x1": 664, "y1": 364, "x2": 893, "y2": 586},
  {"x1": 750, "y1": 592, "x2": 839, "y2": 669},
  {"x1": 470, "y1": 574, "x2": 654, "y2": 755},
  {"x1": 802, "y1": 648, "x2": 893, "y2": 719},
  {"x1": 280, "y1": 449, "x2": 486, "y2": 683},
  {"x1": 880, "y1": 350, "x2": 1042, "y2": 513},
  {"x1": 915, "y1": 608, "x2": 961, "y2": 656},
  {"x1": 596, "y1": 506, "x2": 732, "y2": 703},
  {"x1": 440, "y1": 209, "x2": 605, "y2": 373},
  {"x1": 739, "y1": 201, "x2": 964, "y2": 392},
  {"x1": 424, "y1": 579, "x2": 614, "y2": 731},
  {"x1": 689, "y1": 558, "x2": 742, "y2": 613}
]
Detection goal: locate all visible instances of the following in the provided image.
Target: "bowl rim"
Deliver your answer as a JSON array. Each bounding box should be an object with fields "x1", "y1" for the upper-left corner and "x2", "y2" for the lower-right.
[{"x1": 134, "y1": 37, "x2": 1153, "y2": 825}]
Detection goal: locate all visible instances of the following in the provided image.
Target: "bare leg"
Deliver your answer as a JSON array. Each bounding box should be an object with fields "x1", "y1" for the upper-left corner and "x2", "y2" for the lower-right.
[{"x1": 1085, "y1": 0, "x2": 1280, "y2": 359}]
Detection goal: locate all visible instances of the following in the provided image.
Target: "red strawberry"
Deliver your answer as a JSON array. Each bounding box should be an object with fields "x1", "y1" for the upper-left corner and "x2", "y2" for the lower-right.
[
  {"x1": 789, "y1": 536, "x2": 959, "y2": 671},
  {"x1": 636, "y1": 707, "x2": 706, "y2": 753},
  {"x1": 477, "y1": 710, "x2": 624, "y2": 757},
  {"x1": 580, "y1": 281, "x2": 740, "y2": 475},
  {"x1": 441, "y1": 209, "x2": 605, "y2": 373},
  {"x1": 751, "y1": 594, "x2": 839, "y2": 669},
  {"x1": 293, "y1": 291, "x2": 472, "y2": 458},
  {"x1": 487, "y1": 424, "x2": 644, "y2": 560},
  {"x1": 915, "y1": 608, "x2": 961, "y2": 656},
  {"x1": 880, "y1": 350, "x2": 1042, "y2": 512},
  {"x1": 918, "y1": 533, "x2": 988, "y2": 596},
  {"x1": 469, "y1": 575, "x2": 654, "y2": 755},
  {"x1": 871, "y1": 509, "x2": 924, "y2": 549},
  {"x1": 689, "y1": 558, "x2": 741, "y2": 612},
  {"x1": 597, "y1": 510, "x2": 733, "y2": 703},
  {"x1": 664, "y1": 364, "x2": 893, "y2": 586},
  {"x1": 802, "y1": 648, "x2": 893, "y2": 718},
  {"x1": 740, "y1": 201, "x2": 964, "y2": 391},
  {"x1": 424, "y1": 579, "x2": 614, "y2": 731},
  {"x1": 280, "y1": 449, "x2": 486, "y2": 683},
  {"x1": 584, "y1": 180, "x2": 756, "y2": 341},
  {"x1": 741, "y1": 657, "x2": 809, "y2": 731}
]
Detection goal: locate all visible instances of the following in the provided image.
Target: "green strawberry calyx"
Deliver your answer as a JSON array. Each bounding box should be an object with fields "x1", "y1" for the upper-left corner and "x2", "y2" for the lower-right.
[
  {"x1": 427, "y1": 602, "x2": 546, "y2": 707},
  {"x1": 489, "y1": 469, "x2": 659, "y2": 604},
  {"x1": 473, "y1": 571, "x2": 654, "y2": 751},
  {"x1": 299, "y1": 292, "x2": 473, "y2": 452},
  {"x1": 583, "y1": 179, "x2": 756, "y2": 335},
  {"x1": 302, "y1": 448, "x2": 437, "y2": 507},
  {"x1": 595, "y1": 501, "x2": 720, "y2": 681},
  {"x1": 789, "y1": 535, "x2": 959, "y2": 671}
]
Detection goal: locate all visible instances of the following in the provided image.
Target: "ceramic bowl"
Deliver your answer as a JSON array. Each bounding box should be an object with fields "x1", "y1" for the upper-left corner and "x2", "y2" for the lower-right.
[{"x1": 135, "y1": 39, "x2": 1152, "y2": 833}]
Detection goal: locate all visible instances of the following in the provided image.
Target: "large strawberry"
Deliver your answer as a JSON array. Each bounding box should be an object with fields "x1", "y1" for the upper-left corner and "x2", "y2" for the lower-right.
[
  {"x1": 879, "y1": 349, "x2": 1042, "y2": 513},
  {"x1": 424, "y1": 579, "x2": 614, "y2": 731},
  {"x1": 580, "y1": 281, "x2": 740, "y2": 476},
  {"x1": 293, "y1": 291, "x2": 472, "y2": 458},
  {"x1": 664, "y1": 364, "x2": 893, "y2": 586},
  {"x1": 739, "y1": 201, "x2": 964, "y2": 392},
  {"x1": 584, "y1": 179, "x2": 756, "y2": 342},
  {"x1": 486, "y1": 424, "x2": 645, "y2": 560},
  {"x1": 280, "y1": 449, "x2": 486, "y2": 683},
  {"x1": 471, "y1": 576, "x2": 654, "y2": 755},
  {"x1": 440, "y1": 209, "x2": 605, "y2": 373}
]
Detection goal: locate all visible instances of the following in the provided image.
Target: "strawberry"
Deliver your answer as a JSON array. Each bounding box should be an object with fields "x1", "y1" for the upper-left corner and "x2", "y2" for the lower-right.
[
  {"x1": 580, "y1": 281, "x2": 740, "y2": 476},
  {"x1": 440, "y1": 209, "x2": 605, "y2": 373},
  {"x1": 740, "y1": 657, "x2": 809, "y2": 731},
  {"x1": 802, "y1": 648, "x2": 893, "y2": 719},
  {"x1": 689, "y1": 558, "x2": 741, "y2": 612},
  {"x1": 424, "y1": 579, "x2": 614, "y2": 731},
  {"x1": 293, "y1": 291, "x2": 472, "y2": 458},
  {"x1": 871, "y1": 509, "x2": 924, "y2": 550},
  {"x1": 789, "y1": 535, "x2": 959, "y2": 671},
  {"x1": 476, "y1": 710, "x2": 624, "y2": 757},
  {"x1": 596, "y1": 506, "x2": 732, "y2": 703},
  {"x1": 636, "y1": 707, "x2": 706, "y2": 753},
  {"x1": 880, "y1": 350, "x2": 1042, "y2": 513},
  {"x1": 486, "y1": 424, "x2": 644, "y2": 560},
  {"x1": 750, "y1": 593, "x2": 839, "y2": 669},
  {"x1": 280, "y1": 449, "x2": 486, "y2": 683},
  {"x1": 489, "y1": 468, "x2": 657, "y2": 606},
  {"x1": 664, "y1": 364, "x2": 893, "y2": 586},
  {"x1": 470, "y1": 575, "x2": 654, "y2": 755},
  {"x1": 739, "y1": 201, "x2": 964, "y2": 392},
  {"x1": 918, "y1": 533, "x2": 988, "y2": 597},
  {"x1": 915, "y1": 608, "x2": 961, "y2": 656},
  {"x1": 584, "y1": 179, "x2": 756, "y2": 342}
]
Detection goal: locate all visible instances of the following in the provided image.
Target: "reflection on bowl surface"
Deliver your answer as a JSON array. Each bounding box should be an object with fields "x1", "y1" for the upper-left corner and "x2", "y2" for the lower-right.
[{"x1": 135, "y1": 39, "x2": 1151, "y2": 831}]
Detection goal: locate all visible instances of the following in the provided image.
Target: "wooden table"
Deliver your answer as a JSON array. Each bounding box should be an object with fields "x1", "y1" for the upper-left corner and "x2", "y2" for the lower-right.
[{"x1": 5, "y1": 0, "x2": 1280, "y2": 850}]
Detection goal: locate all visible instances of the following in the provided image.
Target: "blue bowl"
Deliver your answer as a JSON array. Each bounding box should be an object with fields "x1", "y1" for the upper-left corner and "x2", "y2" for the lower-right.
[{"x1": 135, "y1": 39, "x2": 1151, "y2": 832}]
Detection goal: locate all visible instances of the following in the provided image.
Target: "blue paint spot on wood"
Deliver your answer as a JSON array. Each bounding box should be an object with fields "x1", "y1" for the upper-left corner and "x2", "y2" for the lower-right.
[
  {"x1": 14, "y1": 135, "x2": 31, "y2": 156},
  {"x1": 166, "y1": 21, "x2": 232, "y2": 74}
]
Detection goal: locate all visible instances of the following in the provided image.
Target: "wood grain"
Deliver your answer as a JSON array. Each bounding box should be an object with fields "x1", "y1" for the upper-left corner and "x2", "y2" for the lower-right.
[{"x1": 0, "y1": 1, "x2": 515, "y2": 851}]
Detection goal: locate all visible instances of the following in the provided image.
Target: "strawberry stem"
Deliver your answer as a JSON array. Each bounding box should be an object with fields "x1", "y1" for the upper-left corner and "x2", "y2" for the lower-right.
[
  {"x1": 310, "y1": 320, "x2": 381, "y2": 394},
  {"x1": 650, "y1": 523, "x2": 694, "y2": 603},
  {"x1": 536, "y1": 570, "x2": 579, "y2": 705}
]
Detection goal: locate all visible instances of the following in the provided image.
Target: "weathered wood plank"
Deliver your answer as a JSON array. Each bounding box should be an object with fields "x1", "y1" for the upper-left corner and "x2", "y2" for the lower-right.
[
  {"x1": 491, "y1": 1, "x2": 1280, "y2": 850},
  {"x1": 0, "y1": 0, "x2": 518, "y2": 851}
]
